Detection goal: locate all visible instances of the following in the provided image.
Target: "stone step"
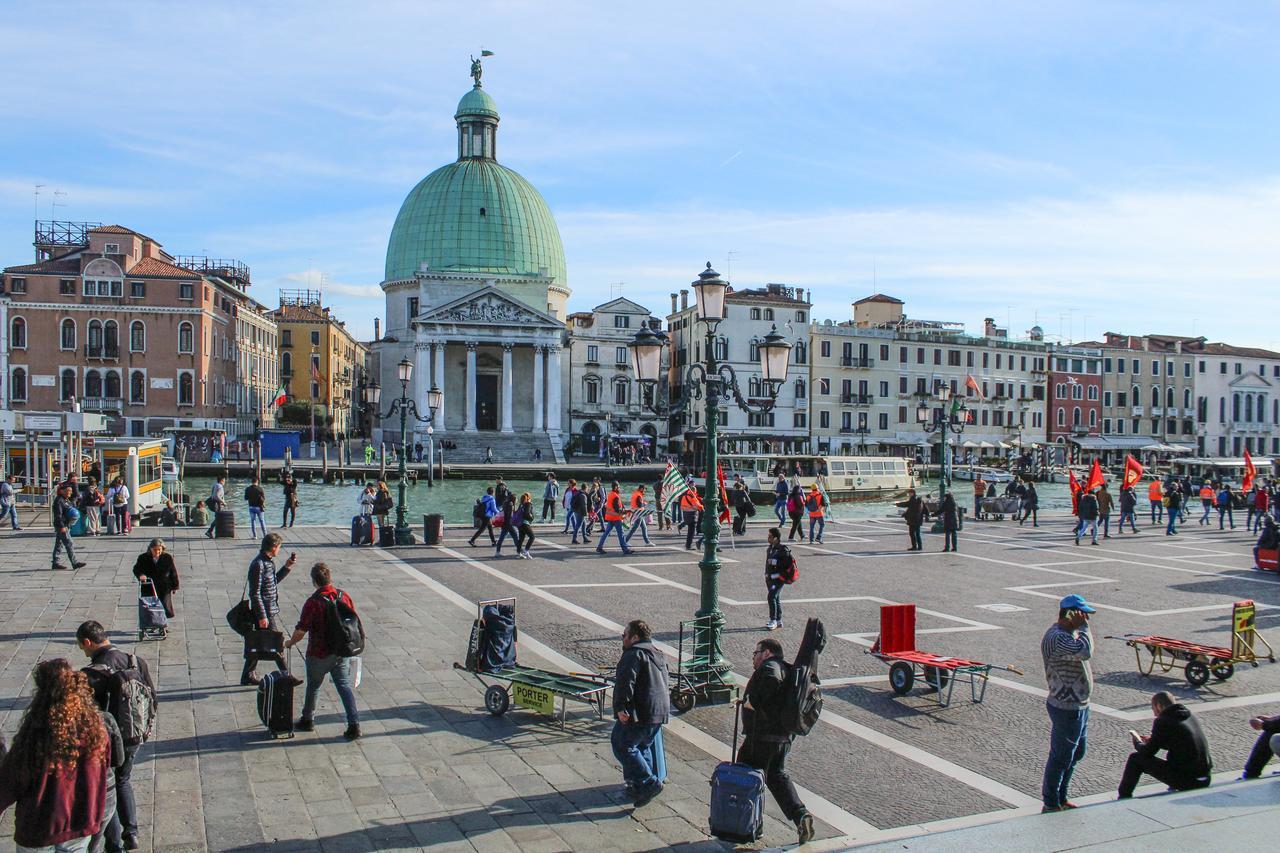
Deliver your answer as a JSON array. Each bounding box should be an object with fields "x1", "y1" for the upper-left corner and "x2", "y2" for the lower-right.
[{"x1": 431, "y1": 431, "x2": 563, "y2": 464}]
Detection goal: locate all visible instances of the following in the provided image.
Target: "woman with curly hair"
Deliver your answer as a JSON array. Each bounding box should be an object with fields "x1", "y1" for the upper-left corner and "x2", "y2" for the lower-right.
[{"x1": 0, "y1": 659, "x2": 111, "y2": 852}]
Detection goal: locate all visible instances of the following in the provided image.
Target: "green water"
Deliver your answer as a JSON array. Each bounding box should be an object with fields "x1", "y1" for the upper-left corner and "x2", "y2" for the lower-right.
[{"x1": 179, "y1": 473, "x2": 1074, "y2": 528}]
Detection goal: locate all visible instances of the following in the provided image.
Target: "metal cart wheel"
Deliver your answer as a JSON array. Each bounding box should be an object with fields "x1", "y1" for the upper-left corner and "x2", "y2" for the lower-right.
[
  {"x1": 671, "y1": 688, "x2": 696, "y2": 715},
  {"x1": 922, "y1": 665, "x2": 952, "y2": 694},
  {"x1": 484, "y1": 684, "x2": 510, "y2": 716},
  {"x1": 889, "y1": 662, "x2": 915, "y2": 695},
  {"x1": 1185, "y1": 660, "x2": 1210, "y2": 687},
  {"x1": 1210, "y1": 661, "x2": 1235, "y2": 681}
]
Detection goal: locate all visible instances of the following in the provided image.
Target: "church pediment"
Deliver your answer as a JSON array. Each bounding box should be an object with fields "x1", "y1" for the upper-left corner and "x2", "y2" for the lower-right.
[{"x1": 418, "y1": 286, "x2": 564, "y2": 329}]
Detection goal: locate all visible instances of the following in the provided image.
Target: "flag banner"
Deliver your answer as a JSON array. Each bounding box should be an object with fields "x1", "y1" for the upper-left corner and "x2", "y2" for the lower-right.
[
  {"x1": 1085, "y1": 459, "x2": 1106, "y2": 493},
  {"x1": 1244, "y1": 449, "x2": 1257, "y2": 492},
  {"x1": 1068, "y1": 468, "x2": 1081, "y2": 514},
  {"x1": 716, "y1": 463, "x2": 732, "y2": 524},
  {"x1": 1122, "y1": 454, "x2": 1144, "y2": 490},
  {"x1": 272, "y1": 387, "x2": 288, "y2": 408},
  {"x1": 659, "y1": 463, "x2": 688, "y2": 513},
  {"x1": 965, "y1": 374, "x2": 984, "y2": 399}
]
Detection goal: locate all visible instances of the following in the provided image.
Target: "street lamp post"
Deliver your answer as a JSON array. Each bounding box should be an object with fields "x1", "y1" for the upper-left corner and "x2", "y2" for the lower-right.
[
  {"x1": 366, "y1": 358, "x2": 441, "y2": 546},
  {"x1": 917, "y1": 383, "x2": 971, "y2": 509},
  {"x1": 630, "y1": 263, "x2": 792, "y2": 705}
]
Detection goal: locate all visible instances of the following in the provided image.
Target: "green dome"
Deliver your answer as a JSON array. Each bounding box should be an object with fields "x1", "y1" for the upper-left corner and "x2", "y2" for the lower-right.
[
  {"x1": 384, "y1": 158, "x2": 567, "y2": 284},
  {"x1": 455, "y1": 87, "x2": 499, "y2": 120}
]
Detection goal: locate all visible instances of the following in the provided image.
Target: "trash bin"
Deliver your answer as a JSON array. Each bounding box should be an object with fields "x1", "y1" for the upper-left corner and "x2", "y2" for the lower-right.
[
  {"x1": 424, "y1": 513, "x2": 444, "y2": 545},
  {"x1": 215, "y1": 510, "x2": 236, "y2": 539}
]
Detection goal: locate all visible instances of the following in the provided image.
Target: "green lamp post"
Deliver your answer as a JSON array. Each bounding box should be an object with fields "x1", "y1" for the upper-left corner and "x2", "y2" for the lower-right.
[{"x1": 367, "y1": 358, "x2": 441, "y2": 545}]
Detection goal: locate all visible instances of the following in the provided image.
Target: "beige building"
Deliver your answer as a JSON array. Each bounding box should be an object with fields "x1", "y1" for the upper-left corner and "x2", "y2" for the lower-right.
[
  {"x1": 809, "y1": 295, "x2": 1050, "y2": 461},
  {"x1": 272, "y1": 291, "x2": 368, "y2": 438}
]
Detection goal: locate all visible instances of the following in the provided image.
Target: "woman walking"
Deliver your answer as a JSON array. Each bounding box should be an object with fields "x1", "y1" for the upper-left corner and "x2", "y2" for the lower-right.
[
  {"x1": 515, "y1": 492, "x2": 536, "y2": 559},
  {"x1": 939, "y1": 492, "x2": 959, "y2": 552},
  {"x1": 106, "y1": 477, "x2": 131, "y2": 535},
  {"x1": 0, "y1": 659, "x2": 112, "y2": 853},
  {"x1": 133, "y1": 537, "x2": 180, "y2": 618},
  {"x1": 281, "y1": 473, "x2": 299, "y2": 528},
  {"x1": 786, "y1": 484, "x2": 805, "y2": 542}
]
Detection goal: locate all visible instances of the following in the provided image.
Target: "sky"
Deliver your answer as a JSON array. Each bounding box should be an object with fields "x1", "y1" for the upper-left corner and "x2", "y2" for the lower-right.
[{"x1": 3, "y1": 1, "x2": 1279, "y2": 349}]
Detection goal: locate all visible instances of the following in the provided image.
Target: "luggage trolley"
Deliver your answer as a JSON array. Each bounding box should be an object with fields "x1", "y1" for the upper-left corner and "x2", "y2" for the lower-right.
[
  {"x1": 453, "y1": 597, "x2": 611, "y2": 729},
  {"x1": 866, "y1": 604, "x2": 1022, "y2": 707},
  {"x1": 1110, "y1": 599, "x2": 1275, "y2": 687},
  {"x1": 137, "y1": 579, "x2": 168, "y2": 641}
]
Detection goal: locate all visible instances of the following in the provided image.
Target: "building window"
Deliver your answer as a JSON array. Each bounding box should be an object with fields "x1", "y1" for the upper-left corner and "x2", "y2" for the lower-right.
[
  {"x1": 130, "y1": 281, "x2": 146, "y2": 298},
  {"x1": 794, "y1": 379, "x2": 806, "y2": 399},
  {"x1": 615, "y1": 346, "x2": 627, "y2": 365},
  {"x1": 750, "y1": 308, "x2": 761, "y2": 320},
  {"x1": 1072, "y1": 407, "x2": 1081, "y2": 427},
  {"x1": 878, "y1": 412, "x2": 889, "y2": 430},
  {"x1": 178, "y1": 372, "x2": 194, "y2": 406},
  {"x1": 178, "y1": 322, "x2": 194, "y2": 354},
  {"x1": 407, "y1": 296, "x2": 419, "y2": 319},
  {"x1": 749, "y1": 339, "x2": 760, "y2": 363},
  {"x1": 796, "y1": 311, "x2": 806, "y2": 323},
  {"x1": 281, "y1": 329, "x2": 292, "y2": 347},
  {"x1": 60, "y1": 278, "x2": 76, "y2": 295},
  {"x1": 793, "y1": 341, "x2": 806, "y2": 364},
  {"x1": 179, "y1": 282, "x2": 194, "y2": 300},
  {"x1": 819, "y1": 411, "x2": 830, "y2": 429},
  {"x1": 11, "y1": 368, "x2": 27, "y2": 402},
  {"x1": 586, "y1": 345, "x2": 599, "y2": 363},
  {"x1": 1089, "y1": 410, "x2": 1097, "y2": 428},
  {"x1": 793, "y1": 412, "x2": 806, "y2": 428},
  {"x1": 1087, "y1": 386, "x2": 1098, "y2": 401},
  {"x1": 281, "y1": 351, "x2": 292, "y2": 376},
  {"x1": 85, "y1": 369, "x2": 102, "y2": 398},
  {"x1": 763, "y1": 309, "x2": 774, "y2": 321},
  {"x1": 1057, "y1": 407, "x2": 1065, "y2": 426},
  {"x1": 311, "y1": 381, "x2": 320, "y2": 399},
  {"x1": 10, "y1": 277, "x2": 26, "y2": 294},
  {"x1": 585, "y1": 378, "x2": 600, "y2": 404},
  {"x1": 60, "y1": 318, "x2": 76, "y2": 350},
  {"x1": 820, "y1": 340, "x2": 830, "y2": 358},
  {"x1": 104, "y1": 370, "x2": 121, "y2": 399},
  {"x1": 310, "y1": 330, "x2": 321, "y2": 346},
  {"x1": 60, "y1": 369, "x2": 75, "y2": 402},
  {"x1": 10, "y1": 317, "x2": 26, "y2": 349},
  {"x1": 1103, "y1": 391, "x2": 1112, "y2": 407},
  {"x1": 130, "y1": 370, "x2": 145, "y2": 404},
  {"x1": 130, "y1": 321, "x2": 146, "y2": 353},
  {"x1": 614, "y1": 314, "x2": 631, "y2": 328},
  {"x1": 819, "y1": 378, "x2": 830, "y2": 396},
  {"x1": 1152, "y1": 360, "x2": 1160, "y2": 376},
  {"x1": 1103, "y1": 418, "x2": 1112, "y2": 434},
  {"x1": 614, "y1": 380, "x2": 628, "y2": 405}
]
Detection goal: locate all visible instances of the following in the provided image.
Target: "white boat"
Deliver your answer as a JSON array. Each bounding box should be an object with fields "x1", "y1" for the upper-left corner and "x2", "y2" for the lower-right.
[
  {"x1": 952, "y1": 465, "x2": 1013, "y2": 483},
  {"x1": 695, "y1": 454, "x2": 914, "y2": 503}
]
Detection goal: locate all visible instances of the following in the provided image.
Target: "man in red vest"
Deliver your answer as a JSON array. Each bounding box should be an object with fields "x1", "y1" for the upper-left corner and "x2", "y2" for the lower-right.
[{"x1": 595, "y1": 482, "x2": 635, "y2": 555}]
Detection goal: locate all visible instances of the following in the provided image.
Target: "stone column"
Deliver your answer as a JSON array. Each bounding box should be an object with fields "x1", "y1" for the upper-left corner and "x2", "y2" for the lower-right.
[
  {"x1": 432, "y1": 343, "x2": 445, "y2": 430},
  {"x1": 501, "y1": 344, "x2": 514, "y2": 433},
  {"x1": 465, "y1": 343, "x2": 477, "y2": 432},
  {"x1": 532, "y1": 345, "x2": 545, "y2": 432},
  {"x1": 547, "y1": 345, "x2": 563, "y2": 433},
  {"x1": 414, "y1": 341, "x2": 430, "y2": 435}
]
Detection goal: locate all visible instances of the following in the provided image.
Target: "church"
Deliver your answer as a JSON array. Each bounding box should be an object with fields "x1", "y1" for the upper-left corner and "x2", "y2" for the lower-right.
[{"x1": 373, "y1": 57, "x2": 573, "y2": 462}]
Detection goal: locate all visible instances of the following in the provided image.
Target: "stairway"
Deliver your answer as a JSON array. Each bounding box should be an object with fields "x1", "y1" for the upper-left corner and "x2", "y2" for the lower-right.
[{"x1": 432, "y1": 431, "x2": 563, "y2": 464}]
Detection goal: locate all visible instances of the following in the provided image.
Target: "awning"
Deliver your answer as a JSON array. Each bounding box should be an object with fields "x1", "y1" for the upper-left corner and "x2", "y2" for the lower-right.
[
  {"x1": 961, "y1": 439, "x2": 980, "y2": 449},
  {"x1": 890, "y1": 432, "x2": 931, "y2": 445},
  {"x1": 1067, "y1": 436, "x2": 1111, "y2": 450},
  {"x1": 979, "y1": 441, "x2": 997, "y2": 449}
]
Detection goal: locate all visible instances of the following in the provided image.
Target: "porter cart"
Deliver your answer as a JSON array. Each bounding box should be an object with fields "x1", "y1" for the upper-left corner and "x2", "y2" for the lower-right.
[
  {"x1": 867, "y1": 603, "x2": 1022, "y2": 707},
  {"x1": 453, "y1": 598, "x2": 611, "y2": 728},
  {"x1": 1110, "y1": 600, "x2": 1275, "y2": 687}
]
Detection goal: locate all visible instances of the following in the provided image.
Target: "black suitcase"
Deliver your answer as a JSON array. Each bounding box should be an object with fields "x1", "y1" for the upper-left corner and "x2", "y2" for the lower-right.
[
  {"x1": 378, "y1": 524, "x2": 395, "y2": 547},
  {"x1": 257, "y1": 668, "x2": 300, "y2": 739},
  {"x1": 350, "y1": 515, "x2": 373, "y2": 546}
]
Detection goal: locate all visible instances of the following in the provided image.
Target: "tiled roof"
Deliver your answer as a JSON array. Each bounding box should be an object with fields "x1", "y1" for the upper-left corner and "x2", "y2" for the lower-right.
[
  {"x1": 725, "y1": 287, "x2": 808, "y2": 305},
  {"x1": 1191, "y1": 342, "x2": 1280, "y2": 359},
  {"x1": 272, "y1": 303, "x2": 330, "y2": 323},
  {"x1": 91, "y1": 224, "x2": 157, "y2": 242},
  {"x1": 854, "y1": 293, "x2": 904, "y2": 305},
  {"x1": 126, "y1": 257, "x2": 200, "y2": 279},
  {"x1": 4, "y1": 257, "x2": 82, "y2": 275}
]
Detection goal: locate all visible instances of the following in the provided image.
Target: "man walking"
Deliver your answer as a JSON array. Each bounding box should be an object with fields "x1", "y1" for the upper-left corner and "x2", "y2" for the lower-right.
[
  {"x1": 773, "y1": 477, "x2": 789, "y2": 525},
  {"x1": 611, "y1": 620, "x2": 670, "y2": 807},
  {"x1": 1117, "y1": 691, "x2": 1212, "y2": 799},
  {"x1": 0, "y1": 473, "x2": 20, "y2": 531},
  {"x1": 284, "y1": 562, "x2": 363, "y2": 740},
  {"x1": 1199, "y1": 482, "x2": 1216, "y2": 526},
  {"x1": 1149, "y1": 479, "x2": 1164, "y2": 525},
  {"x1": 680, "y1": 486, "x2": 704, "y2": 550},
  {"x1": 625, "y1": 484, "x2": 653, "y2": 547},
  {"x1": 1096, "y1": 483, "x2": 1113, "y2": 539},
  {"x1": 764, "y1": 528, "x2": 794, "y2": 630},
  {"x1": 1217, "y1": 483, "x2": 1235, "y2": 530},
  {"x1": 1041, "y1": 594, "x2": 1095, "y2": 813},
  {"x1": 52, "y1": 483, "x2": 85, "y2": 570},
  {"x1": 79, "y1": 619, "x2": 156, "y2": 850},
  {"x1": 596, "y1": 481, "x2": 635, "y2": 555},
  {"x1": 541, "y1": 474, "x2": 559, "y2": 521},
  {"x1": 1075, "y1": 488, "x2": 1100, "y2": 546},
  {"x1": 245, "y1": 476, "x2": 267, "y2": 538},
  {"x1": 739, "y1": 637, "x2": 815, "y2": 845},
  {"x1": 469, "y1": 487, "x2": 498, "y2": 546},
  {"x1": 205, "y1": 475, "x2": 226, "y2": 539},
  {"x1": 1165, "y1": 484, "x2": 1182, "y2": 536},
  {"x1": 901, "y1": 488, "x2": 927, "y2": 551},
  {"x1": 242, "y1": 533, "x2": 297, "y2": 685},
  {"x1": 973, "y1": 475, "x2": 987, "y2": 521},
  {"x1": 1118, "y1": 485, "x2": 1139, "y2": 533}
]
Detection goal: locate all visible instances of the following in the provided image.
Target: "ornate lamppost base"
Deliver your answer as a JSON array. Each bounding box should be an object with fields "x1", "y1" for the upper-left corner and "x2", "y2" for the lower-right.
[{"x1": 394, "y1": 526, "x2": 416, "y2": 546}]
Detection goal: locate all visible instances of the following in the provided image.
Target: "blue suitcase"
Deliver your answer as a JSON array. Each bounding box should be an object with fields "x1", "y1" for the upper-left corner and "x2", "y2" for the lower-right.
[{"x1": 709, "y1": 703, "x2": 766, "y2": 843}]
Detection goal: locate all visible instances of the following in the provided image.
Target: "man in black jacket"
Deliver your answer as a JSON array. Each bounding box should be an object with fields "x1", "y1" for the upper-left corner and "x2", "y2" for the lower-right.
[
  {"x1": 610, "y1": 619, "x2": 670, "y2": 807},
  {"x1": 1117, "y1": 691, "x2": 1213, "y2": 798},
  {"x1": 900, "y1": 488, "x2": 927, "y2": 551},
  {"x1": 740, "y1": 637, "x2": 814, "y2": 845},
  {"x1": 241, "y1": 533, "x2": 297, "y2": 685},
  {"x1": 51, "y1": 483, "x2": 86, "y2": 571}
]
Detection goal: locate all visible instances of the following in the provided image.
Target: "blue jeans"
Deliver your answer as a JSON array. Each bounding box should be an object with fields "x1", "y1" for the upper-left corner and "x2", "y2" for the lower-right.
[
  {"x1": 1076, "y1": 519, "x2": 1097, "y2": 543},
  {"x1": 1042, "y1": 703, "x2": 1089, "y2": 809},
  {"x1": 249, "y1": 506, "x2": 266, "y2": 536},
  {"x1": 0, "y1": 503, "x2": 17, "y2": 529},
  {"x1": 625, "y1": 514, "x2": 651, "y2": 545},
  {"x1": 1099, "y1": 515, "x2": 1110, "y2": 536},
  {"x1": 301, "y1": 654, "x2": 359, "y2": 725},
  {"x1": 495, "y1": 524, "x2": 518, "y2": 552},
  {"x1": 1118, "y1": 509, "x2": 1137, "y2": 532},
  {"x1": 1200, "y1": 502, "x2": 1213, "y2": 524},
  {"x1": 1150, "y1": 501, "x2": 1162, "y2": 523},
  {"x1": 610, "y1": 721, "x2": 661, "y2": 788},
  {"x1": 562, "y1": 509, "x2": 574, "y2": 534},
  {"x1": 596, "y1": 520, "x2": 631, "y2": 553},
  {"x1": 767, "y1": 580, "x2": 783, "y2": 623},
  {"x1": 568, "y1": 512, "x2": 584, "y2": 542},
  {"x1": 808, "y1": 515, "x2": 824, "y2": 542},
  {"x1": 1166, "y1": 511, "x2": 1178, "y2": 535},
  {"x1": 773, "y1": 497, "x2": 787, "y2": 524},
  {"x1": 52, "y1": 529, "x2": 78, "y2": 566},
  {"x1": 1219, "y1": 507, "x2": 1234, "y2": 529}
]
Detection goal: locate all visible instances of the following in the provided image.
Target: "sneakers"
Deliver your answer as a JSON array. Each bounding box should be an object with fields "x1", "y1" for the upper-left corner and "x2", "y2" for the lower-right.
[
  {"x1": 240, "y1": 672, "x2": 261, "y2": 686},
  {"x1": 51, "y1": 563, "x2": 70, "y2": 571},
  {"x1": 796, "y1": 812, "x2": 815, "y2": 844},
  {"x1": 73, "y1": 561, "x2": 86, "y2": 569},
  {"x1": 632, "y1": 781, "x2": 663, "y2": 808},
  {"x1": 295, "y1": 717, "x2": 315, "y2": 732},
  {"x1": 765, "y1": 620, "x2": 778, "y2": 630},
  {"x1": 123, "y1": 833, "x2": 139, "y2": 850},
  {"x1": 343, "y1": 724, "x2": 361, "y2": 740}
]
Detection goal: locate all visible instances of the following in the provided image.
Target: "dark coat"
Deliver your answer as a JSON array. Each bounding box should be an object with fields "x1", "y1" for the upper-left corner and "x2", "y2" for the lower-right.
[
  {"x1": 939, "y1": 494, "x2": 959, "y2": 531},
  {"x1": 1078, "y1": 494, "x2": 1099, "y2": 521},
  {"x1": 1120, "y1": 488, "x2": 1137, "y2": 512},
  {"x1": 133, "y1": 552, "x2": 180, "y2": 597},
  {"x1": 902, "y1": 495, "x2": 927, "y2": 526},
  {"x1": 612, "y1": 640, "x2": 670, "y2": 725},
  {"x1": 742, "y1": 655, "x2": 791, "y2": 743},
  {"x1": 1137, "y1": 704, "x2": 1213, "y2": 785}
]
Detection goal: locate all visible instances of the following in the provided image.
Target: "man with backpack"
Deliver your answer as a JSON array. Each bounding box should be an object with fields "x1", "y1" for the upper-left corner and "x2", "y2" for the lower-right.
[
  {"x1": 764, "y1": 528, "x2": 797, "y2": 630},
  {"x1": 284, "y1": 562, "x2": 363, "y2": 740},
  {"x1": 78, "y1": 619, "x2": 156, "y2": 851},
  {"x1": 468, "y1": 487, "x2": 498, "y2": 546},
  {"x1": 739, "y1": 637, "x2": 814, "y2": 845},
  {"x1": 805, "y1": 485, "x2": 825, "y2": 544}
]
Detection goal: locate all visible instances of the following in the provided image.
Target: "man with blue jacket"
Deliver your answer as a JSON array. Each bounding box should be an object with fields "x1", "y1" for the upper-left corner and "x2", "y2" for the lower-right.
[
  {"x1": 611, "y1": 620, "x2": 669, "y2": 808},
  {"x1": 468, "y1": 487, "x2": 498, "y2": 546}
]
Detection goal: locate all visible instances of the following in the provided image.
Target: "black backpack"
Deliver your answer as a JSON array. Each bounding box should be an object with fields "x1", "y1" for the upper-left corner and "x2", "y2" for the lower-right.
[
  {"x1": 323, "y1": 590, "x2": 365, "y2": 657},
  {"x1": 472, "y1": 498, "x2": 486, "y2": 522},
  {"x1": 779, "y1": 617, "x2": 825, "y2": 736}
]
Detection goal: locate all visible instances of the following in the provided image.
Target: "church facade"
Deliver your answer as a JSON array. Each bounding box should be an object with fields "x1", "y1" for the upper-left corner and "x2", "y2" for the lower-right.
[{"x1": 373, "y1": 60, "x2": 573, "y2": 461}]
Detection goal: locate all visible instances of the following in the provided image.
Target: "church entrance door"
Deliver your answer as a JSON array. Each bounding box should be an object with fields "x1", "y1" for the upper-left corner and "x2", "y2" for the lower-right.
[{"x1": 476, "y1": 375, "x2": 499, "y2": 430}]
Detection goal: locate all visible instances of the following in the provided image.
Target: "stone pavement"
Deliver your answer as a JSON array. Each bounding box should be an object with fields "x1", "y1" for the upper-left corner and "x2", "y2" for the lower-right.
[{"x1": 0, "y1": 524, "x2": 806, "y2": 852}]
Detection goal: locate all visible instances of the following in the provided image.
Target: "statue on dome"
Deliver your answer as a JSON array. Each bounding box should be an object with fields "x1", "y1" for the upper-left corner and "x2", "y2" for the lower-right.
[{"x1": 469, "y1": 50, "x2": 493, "y2": 87}]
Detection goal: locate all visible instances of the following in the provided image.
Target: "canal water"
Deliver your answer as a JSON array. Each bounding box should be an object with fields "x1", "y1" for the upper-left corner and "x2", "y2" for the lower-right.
[{"x1": 180, "y1": 473, "x2": 1076, "y2": 529}]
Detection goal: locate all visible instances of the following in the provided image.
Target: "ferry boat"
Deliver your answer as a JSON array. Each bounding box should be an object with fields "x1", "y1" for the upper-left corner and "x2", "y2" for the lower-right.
[
  {"x1": 952, "y1": 465, "x2": 1014, "y2": 483},
  {"x1": 1168, "y1": 456, "x2": 1272, "y2": 487},
  {"x1": 694, "y1": 454, "x2": 914, "y2": 503}
]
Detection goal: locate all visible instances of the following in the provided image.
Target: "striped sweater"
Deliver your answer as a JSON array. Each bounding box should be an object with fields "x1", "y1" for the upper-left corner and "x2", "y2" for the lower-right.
[{"x1": 1041, "y1": 623, "x2": 1093, "y2": 710}]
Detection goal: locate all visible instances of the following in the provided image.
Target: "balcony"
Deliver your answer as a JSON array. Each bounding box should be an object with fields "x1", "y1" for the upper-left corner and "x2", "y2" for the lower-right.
[
  {"x1": 1131, "y1": 406, "x2": 1145, "y2": 416},
  {"x1": 839, "y1": 356, "x2": 875, "y2": 368},
  {"x1": 1151, "y1": 406, "x2": 1163, "y2": 416},
  {"x1": 81, "y1": 396, "x2": 122, "y2": 412},
  {"x1": 839, "y1": 426, "x2": 871, "y2": 435},
  {"x1": 840, "y1": 393, "x2": 875, "y2": 405},
  {"x1": 85, "y1": 343, "x2": 120, "y2": 360}
]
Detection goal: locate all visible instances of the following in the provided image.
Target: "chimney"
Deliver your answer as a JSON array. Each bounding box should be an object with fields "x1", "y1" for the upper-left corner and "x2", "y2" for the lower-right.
[
  {"x1": 984, "y1": 318, "x2": 997, "y2": 337},
  {"x1": 680, "y1": 290, "x2": 689, "y2": 310},
  {"x1": 796, "y1": 288, "x2": 804, "y2": 302},
  {"x1": 1141, "y1": 336, "x2": 1150, "y2": 351},
  {"x1": 374, "y1": 318, "x2": 381, "y2": 340},
  {"x1": 670, "y1": 293, "x2": 678, "y2": 314}
]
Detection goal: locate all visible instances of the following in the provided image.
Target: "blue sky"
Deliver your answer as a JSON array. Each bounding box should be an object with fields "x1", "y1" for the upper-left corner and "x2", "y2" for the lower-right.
[{"x1": 3, "y1": 1, "x2": 1279, "y2": 348}]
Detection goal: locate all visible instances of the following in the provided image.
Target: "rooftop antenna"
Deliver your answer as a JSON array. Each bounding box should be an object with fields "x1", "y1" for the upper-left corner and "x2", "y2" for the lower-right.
[
  {"x1": 726, "y1": 250, "x2": 739, "y2": 283},
  {"x1": 609, "y1": 282, "x2": 625, "y2": 299},
  {"x1": 51, "y1": 190, "x2": 67, "y2": 218},
  {"x1": 33, "y1": 184, "x2": 44, "y2": 261}
]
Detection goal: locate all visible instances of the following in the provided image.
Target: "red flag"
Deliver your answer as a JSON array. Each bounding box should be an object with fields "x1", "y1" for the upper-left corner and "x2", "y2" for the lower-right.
[
  {"x1": 965, "y1": 374, "x2": 983, "y2": 399},
  {"x1": 1085, "y1": 459, "x2": 1105, "y2": 493},
  {"x1": 716, "y1": 463, "x2": 732, "y2": 524},
  {"x1": 1244, "y1": 449, "x2": 1257, "y2": 492},
  {"x1": 1068, "y1": 469, "x2": 1081, "y2": 514},
  {"x1": 272, "y1": 387, "x2": 288, "y2": 408},
  {"x1": 1122, "y1": 454, "x2": 1144, "y2": 490}
]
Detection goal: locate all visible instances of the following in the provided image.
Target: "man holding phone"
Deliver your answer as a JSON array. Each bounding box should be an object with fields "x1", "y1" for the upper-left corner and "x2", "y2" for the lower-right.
[
  {"x1": 1041, "y1": 594, "x2": 1096, "y2": 812},
  {"x1": 1117, "y1": 691, "x2": 1212, "y2": 798},
  {"x1": 241, "y1": 532, "x2": 296, "y2": 685}
]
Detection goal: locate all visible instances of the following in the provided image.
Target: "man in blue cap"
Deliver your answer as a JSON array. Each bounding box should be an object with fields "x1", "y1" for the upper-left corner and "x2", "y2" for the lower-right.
[{"x1": 1041, "y1": 593, "x2": 1096, "y2": 812}]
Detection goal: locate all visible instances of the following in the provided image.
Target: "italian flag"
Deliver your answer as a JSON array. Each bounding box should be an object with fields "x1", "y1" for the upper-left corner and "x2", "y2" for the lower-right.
[{"x1": 272, "y1": 387, "x2": 288, "y2": 407}]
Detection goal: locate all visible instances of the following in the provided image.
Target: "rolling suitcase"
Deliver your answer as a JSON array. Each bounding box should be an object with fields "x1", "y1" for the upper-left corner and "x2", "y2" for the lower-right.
[
  {"x1": 256, "y1": 664, "x2": 300, "y2": 739},
  {"x1": 709, "y1": 702, "x2": 766, "y2": 843},
  {"x1": 350, "y1": 515, "x2": 373, "y2": 546},
  {"x1": 378, "y1": 524, "x2": 395, "y2": 547},
  {"x1": 137, "y1": 579, "x2": 168, "y2": 641}
]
